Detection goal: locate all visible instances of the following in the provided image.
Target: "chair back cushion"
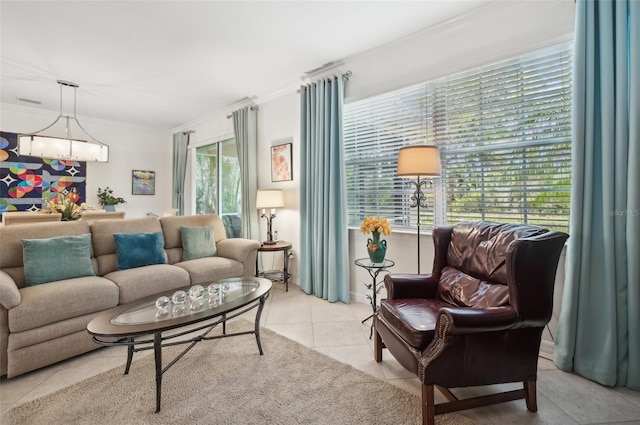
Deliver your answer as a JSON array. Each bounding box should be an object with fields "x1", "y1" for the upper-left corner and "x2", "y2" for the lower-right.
[{"x1": 439, "y1": 221, "x2": 547, "y2": 307}]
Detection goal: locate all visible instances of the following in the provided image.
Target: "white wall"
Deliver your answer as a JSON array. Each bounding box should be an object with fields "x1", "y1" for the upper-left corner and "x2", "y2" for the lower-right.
[
  {"x1": 1, "y1": 104, "x2": 172, "y2": 218},
  {"x1": 256, "y1": 94, "x2": 301, "y2": 283},
  {"x1": 344, "y1": 1, "x2": 575, "y2": 104}
]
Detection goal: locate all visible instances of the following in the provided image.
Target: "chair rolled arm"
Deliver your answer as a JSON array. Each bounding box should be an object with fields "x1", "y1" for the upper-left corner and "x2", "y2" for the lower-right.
[
  {"x1": 0, "y1": 270, "x2": 21, "y2": 309},
  {"x1": 438, "y1": 306, "x2": 518, "y2": 335},
  {"x1": 384, "y1": 273, "x2": 439, "y2": 299}
]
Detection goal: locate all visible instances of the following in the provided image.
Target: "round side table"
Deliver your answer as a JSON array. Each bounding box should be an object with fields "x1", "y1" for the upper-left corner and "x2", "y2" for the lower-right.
[{"x1": 354, "y1": 258, "x2": 395, "y2": 338}]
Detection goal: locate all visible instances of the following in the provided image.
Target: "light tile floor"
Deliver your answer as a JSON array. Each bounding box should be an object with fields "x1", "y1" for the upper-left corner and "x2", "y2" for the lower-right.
[{"x1": 1, "y1": 283, "x2": 639, "y2": 425}]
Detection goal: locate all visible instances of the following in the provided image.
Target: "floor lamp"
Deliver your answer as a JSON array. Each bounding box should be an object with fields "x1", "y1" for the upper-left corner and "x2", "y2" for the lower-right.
[{"x1": 396, "y1": 145, "x2": 441, "y2": 274}]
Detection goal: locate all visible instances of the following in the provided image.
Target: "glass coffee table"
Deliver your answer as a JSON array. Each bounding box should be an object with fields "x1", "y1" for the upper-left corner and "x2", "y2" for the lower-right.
[{"x1": 87, "y1": 277, "x2": 272, "y2": 413}]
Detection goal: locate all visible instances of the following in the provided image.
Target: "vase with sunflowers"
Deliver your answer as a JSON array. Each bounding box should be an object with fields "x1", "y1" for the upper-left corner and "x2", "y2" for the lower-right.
[
  {"x1": 43, "y1": 188, "x2": 89, "y2": 221},
  {"x1": 360, "y1": 216, "x2": 392, "y2": 263}
]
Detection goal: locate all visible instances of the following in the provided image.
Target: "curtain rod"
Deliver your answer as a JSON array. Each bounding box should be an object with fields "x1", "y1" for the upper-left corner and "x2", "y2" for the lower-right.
[
  {"x1": 226, "y1": 104, "x2": 260, "y2": 119},
  {"x1": 183, "y1": 130, "x2": 195, "y2": 135},
  {"x1": 296, "y1": 70, "x2": 352, "y2": 94}
]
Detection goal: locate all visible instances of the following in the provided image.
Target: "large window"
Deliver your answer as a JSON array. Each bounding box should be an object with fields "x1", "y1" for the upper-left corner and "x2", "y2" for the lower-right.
[
  {"x1": 195, "y1": 138, "x2": 242, "y2": 236},
  {"x1": 345, "y1": 42, "x2": 572, "y2": 231}
]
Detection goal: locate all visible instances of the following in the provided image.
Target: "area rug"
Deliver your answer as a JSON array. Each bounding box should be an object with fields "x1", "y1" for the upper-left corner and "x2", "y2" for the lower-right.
[{"x1": 7, "y1": 321, "x2": 475, "y2": 425}]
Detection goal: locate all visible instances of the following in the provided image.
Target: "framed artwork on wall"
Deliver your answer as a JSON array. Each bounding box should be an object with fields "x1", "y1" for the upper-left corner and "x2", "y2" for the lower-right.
[
  {"x1": 271, "y1": 142, "x2": 292, "y2": 182},
  {"x1": 132, "y1": 170, "x2": 155, "y2": 195}
]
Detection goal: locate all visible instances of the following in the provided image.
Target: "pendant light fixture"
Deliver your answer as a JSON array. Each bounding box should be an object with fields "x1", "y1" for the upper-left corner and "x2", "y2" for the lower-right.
[{"x1": 18, "y1": 80, "x2": 109, "y2": 162}]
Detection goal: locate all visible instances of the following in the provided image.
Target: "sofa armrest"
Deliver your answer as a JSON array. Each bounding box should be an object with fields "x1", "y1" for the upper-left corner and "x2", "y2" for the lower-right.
[
  {"x1": 216, "y1": 238, "x2": 261, "y2": 272},
  {"x1": 0, "y1": 270, "x2": 21, "y2": 309},
  {"x1": 384, "y1": 273, "x2": 439, "y2": 299},
  {"x1": 438, "y1": 306, "x2": 518, "y2": 335}
]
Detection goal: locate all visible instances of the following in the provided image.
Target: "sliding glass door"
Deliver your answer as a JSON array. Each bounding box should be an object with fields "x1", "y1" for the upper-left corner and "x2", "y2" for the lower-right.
[{"x1": 195, "y1": 138, "x2": 242, "y2": 237}]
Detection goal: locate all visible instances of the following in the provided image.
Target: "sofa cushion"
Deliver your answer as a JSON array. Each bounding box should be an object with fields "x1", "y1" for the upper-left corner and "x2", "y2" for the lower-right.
[
  {"x1": 0, "y1": 221, "x2": 92, "y2": 289},
  {"x1": 378, "y1": 298, "x2": 453, "y2": 349},
  {"x1": 91, "y1": 217, "x2": 163, "y2": 276},
  {"x1": 8, "y1": 276, "x2": 119, "y2": 333},
  {"x1": 181, "y1": 226, "x2": 217, "y2": 261},
  {"x1": 436, "y1": 266, "x2": 510, "y2": 308},
  {"x1": 161, "y1": 215, "x2": 227, "y2": 264},
  {"x1": 104, "y1": 264, "x2": 190, "y2": 304},
  {"x1": 174, "y1": 257, "x2": 243, "y2": 286},
  {"x1": 22, "y1": 234, "x2": 95, "y2": 286},
  {"x1": 113, "y1": 232, "x2": 166, "y2": 271}
]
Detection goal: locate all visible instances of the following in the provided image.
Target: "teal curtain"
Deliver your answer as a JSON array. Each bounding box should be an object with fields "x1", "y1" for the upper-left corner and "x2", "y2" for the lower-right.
[
  {"x1": 233, "y1": 106, "x2": 259, "y2": 240},
  {"x1": 554, "y1": 0, "x2": 639, "y2": 390},
  {"x1": 172, "y1": 132, "x2": 189, "y2": 216},
  {"x1": 299, "y1": 74, "x2": 350, "y2": 303}
]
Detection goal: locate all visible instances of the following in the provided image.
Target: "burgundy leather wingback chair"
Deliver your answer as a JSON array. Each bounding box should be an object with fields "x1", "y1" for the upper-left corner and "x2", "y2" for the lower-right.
[{"x1": 373, "y1": 221, "x2": 568, "y2": 425}]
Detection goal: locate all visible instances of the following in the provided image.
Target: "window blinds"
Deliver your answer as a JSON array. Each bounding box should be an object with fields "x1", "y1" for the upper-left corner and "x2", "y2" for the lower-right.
[{"x1": 344, "y1": 42, "x2": 572, "y2": 231}]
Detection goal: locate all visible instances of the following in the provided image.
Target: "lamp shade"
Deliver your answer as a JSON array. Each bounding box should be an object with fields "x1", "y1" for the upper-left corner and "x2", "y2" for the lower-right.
[
  {"x1": 396, "y1": 145, "x2": 441, "y2": 178},
  {"x1": 256, "y1": 189, "x2": 284, "y2": 209},
  {"x1": 19, "y1": 135, "x2": 109, "y2": 162}
]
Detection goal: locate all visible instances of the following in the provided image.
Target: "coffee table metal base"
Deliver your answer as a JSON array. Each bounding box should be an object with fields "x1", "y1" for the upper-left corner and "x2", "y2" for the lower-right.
[{"x1": 92, "y1": 294, "x2": 268, "y2": 413}]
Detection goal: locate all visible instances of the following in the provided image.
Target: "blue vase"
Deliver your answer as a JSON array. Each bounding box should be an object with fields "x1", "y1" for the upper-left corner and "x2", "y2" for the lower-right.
[
  {"x1": 104, "y1": 205, "x2": 116, "y2": 212},
  {"x1": 367, "y1": 231, "x2": 387, "y2": 263}
]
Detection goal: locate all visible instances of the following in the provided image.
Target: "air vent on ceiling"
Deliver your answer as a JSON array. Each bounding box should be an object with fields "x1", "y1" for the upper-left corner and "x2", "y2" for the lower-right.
[
  {"x1": 16, "y1": 97, "x2": 42, "y2": 105},
  {"x1": 228, "y1": 96, "x2": 257, "y2": 107},
  {"x1": 303, "y1": 61, "x2": 344, "y2": 77}
]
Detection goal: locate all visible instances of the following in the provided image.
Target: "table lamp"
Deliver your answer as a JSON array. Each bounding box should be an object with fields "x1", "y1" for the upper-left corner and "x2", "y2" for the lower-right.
[
  {"x1": 396, "y1": 145, "x2": 441, "y2": 273},
  {"x1": 256, "y1": 189, "x2": 284, "y2": 245}
]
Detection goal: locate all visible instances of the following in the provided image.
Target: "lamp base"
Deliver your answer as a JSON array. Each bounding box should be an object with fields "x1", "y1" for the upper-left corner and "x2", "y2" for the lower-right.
[{"x1": 262, "y1": 240, "x2": 277, "y2": 246}]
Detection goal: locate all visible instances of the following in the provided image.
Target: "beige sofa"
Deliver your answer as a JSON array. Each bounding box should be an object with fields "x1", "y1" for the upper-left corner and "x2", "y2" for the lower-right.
[{"x1": 0, "y1": 214, "x2": 259, "y2": 378}]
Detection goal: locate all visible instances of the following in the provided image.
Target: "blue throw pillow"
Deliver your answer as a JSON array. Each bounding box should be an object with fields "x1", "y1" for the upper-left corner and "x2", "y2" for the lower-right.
[
  {"x1": 181, "y1": 226, "x2": 217, "y2": 261},
  {"x1": 113, "y1": 232, "x2": 166, "y2": 271},
  {"x1": 22, "y1": 234, "x2": 95, "y2": 286}
]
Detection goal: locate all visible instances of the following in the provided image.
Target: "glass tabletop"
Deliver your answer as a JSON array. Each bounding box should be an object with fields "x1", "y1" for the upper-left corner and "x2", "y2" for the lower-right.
[
  {"x1": 111, "y1": 279, "x2": 261, "y2": 326},
  {"x1": 354, "y1": 258, "x2": 395, "y2": 269}
]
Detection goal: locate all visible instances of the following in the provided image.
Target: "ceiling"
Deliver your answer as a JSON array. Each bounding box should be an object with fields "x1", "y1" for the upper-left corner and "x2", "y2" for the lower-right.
[{"x1": 0, "y1": 1, "x2": 493, "y2": 131}]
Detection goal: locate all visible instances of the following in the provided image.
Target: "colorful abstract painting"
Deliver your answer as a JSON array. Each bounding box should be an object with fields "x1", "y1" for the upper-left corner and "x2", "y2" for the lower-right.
[{"x1": 0, "y1": 131, "x2": 86, "y2": 214}]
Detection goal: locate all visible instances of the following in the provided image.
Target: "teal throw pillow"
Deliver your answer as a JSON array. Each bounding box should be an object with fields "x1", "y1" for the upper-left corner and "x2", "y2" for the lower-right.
[
  {"x1": 113, "y1": 232, "x2": 166, "y2": 271},
  {"x1": 22, "y1": 234, "x2": 95, "y2": 286},
  {"x1": 181, "y1": 226, "x2": 217, "y2": 261}
]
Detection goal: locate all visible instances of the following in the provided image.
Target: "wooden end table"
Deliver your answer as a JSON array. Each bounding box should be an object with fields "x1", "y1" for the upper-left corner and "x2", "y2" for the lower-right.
[{"x1": 255, "y1": 241, "x2": 292, "y2": 291}]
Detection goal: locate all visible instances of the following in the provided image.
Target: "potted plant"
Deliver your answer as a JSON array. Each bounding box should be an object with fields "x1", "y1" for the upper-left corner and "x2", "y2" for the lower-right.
[{"x1": 97, "y1": 187, "x2": 126, "y2": 211}]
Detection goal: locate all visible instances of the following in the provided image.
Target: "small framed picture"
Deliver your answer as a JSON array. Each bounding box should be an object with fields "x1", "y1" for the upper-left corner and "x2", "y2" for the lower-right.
[
  {"x1": 271, "y1": 142, "x2": 292, "y2": 182},
  {"x1": 132, "y1": 170, "x2": 155, "y2": 195}
]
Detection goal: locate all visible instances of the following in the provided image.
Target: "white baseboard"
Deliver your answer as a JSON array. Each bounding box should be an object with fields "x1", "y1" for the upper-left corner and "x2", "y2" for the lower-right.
[{"x1": 539, "y1": 340, "x2": 554, "y2": 360}]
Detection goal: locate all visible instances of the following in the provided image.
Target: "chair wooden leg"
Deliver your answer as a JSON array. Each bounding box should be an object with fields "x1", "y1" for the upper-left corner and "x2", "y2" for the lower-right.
[
  {"x1": 422, "y1": 383, "x2": 436, "y2": 425},
  {"x1": 374, "y1": 327, "x2": 383, "y2": 362},
  {"x1": 524, "y1": 380, "x2": 537, "y2": 412}
]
